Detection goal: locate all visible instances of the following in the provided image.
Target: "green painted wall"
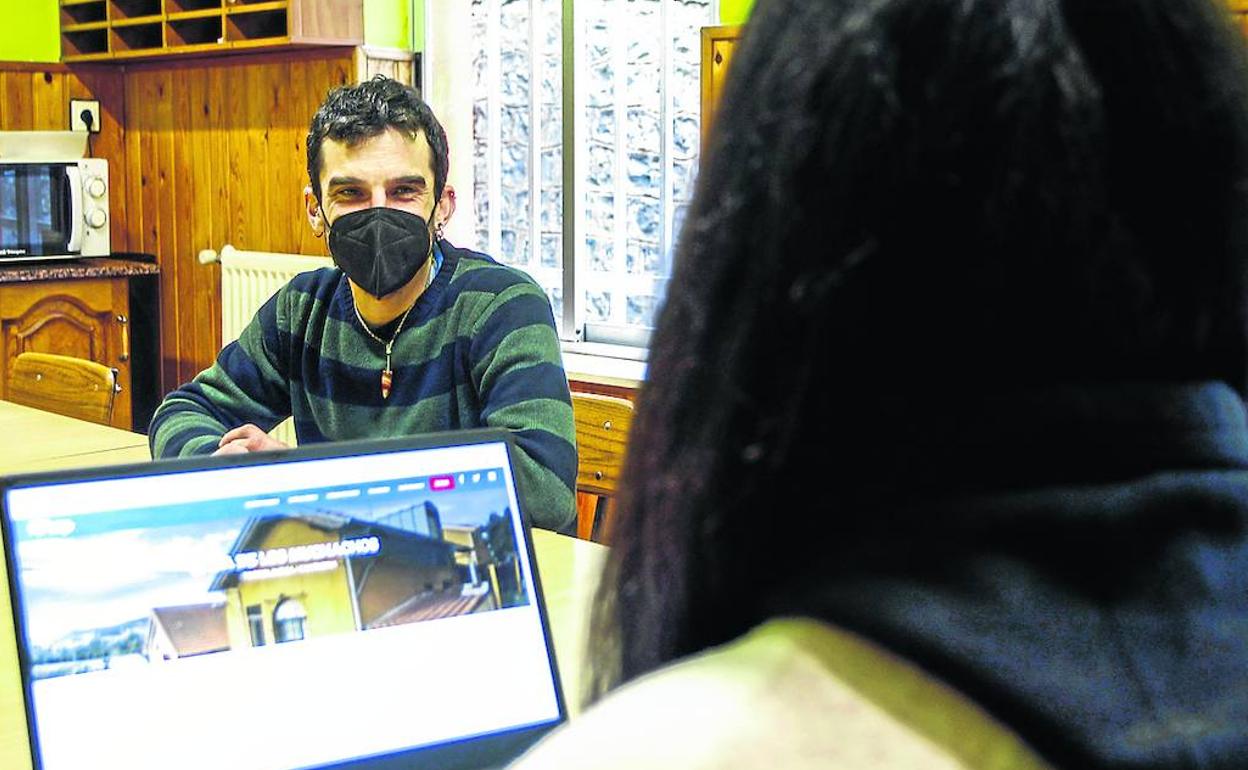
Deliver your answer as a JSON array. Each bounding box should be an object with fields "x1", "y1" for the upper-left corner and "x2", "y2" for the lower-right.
[
  {"x1": 412, "y1": 0, "x2": 424, "y2": 53},
  {"x1": 720, "y1": 0, "x2": 755, "y2": 25},
  {"x1": 2, "y1": 1, "x2": 60, "y2": 63},
  {"x1": 365, "y1": 0, "x2": 414, "y2": 51}
]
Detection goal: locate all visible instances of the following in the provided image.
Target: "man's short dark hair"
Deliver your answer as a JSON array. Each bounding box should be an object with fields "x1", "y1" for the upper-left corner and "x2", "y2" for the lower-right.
[{"x1": 306, "y1": 75, "x2": 449, "y2": 204}]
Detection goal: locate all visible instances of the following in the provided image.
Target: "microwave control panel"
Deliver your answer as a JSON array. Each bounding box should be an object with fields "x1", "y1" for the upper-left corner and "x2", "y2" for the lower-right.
[{"x1": 80, "y1": 157, "x2": 110, "y2": 256}]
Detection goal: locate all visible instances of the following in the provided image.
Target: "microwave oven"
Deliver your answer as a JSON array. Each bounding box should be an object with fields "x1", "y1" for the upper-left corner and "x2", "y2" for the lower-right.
[{"x1": 0, "y1": 157, "x2": 110, "y2": 262}]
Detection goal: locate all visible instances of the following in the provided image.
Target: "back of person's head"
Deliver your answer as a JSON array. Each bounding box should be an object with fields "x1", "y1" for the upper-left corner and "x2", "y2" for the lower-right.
[
  {"x1": 306, "y1": 75, "x2": 449, "y2": 203},
  {"x1": 591, "y1": 0, "x2": 1248, "y2": 695}
]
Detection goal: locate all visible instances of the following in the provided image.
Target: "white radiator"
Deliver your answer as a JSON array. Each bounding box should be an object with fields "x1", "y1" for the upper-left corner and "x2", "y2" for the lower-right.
[{"x1": 199, "y1": 245, "x2": 332, "y2": 447}]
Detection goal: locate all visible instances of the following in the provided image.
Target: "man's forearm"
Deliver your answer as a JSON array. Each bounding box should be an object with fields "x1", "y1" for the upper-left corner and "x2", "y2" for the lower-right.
[
  {"x1": 149, "y1": 338, "x2": 290, "y2": 459},
  {"x1": 148, "y1": 391, "x2": 234, "y2": 458},
  {"x1": 508, "y1": 425, "x2": 578, "y2": 533},
  {"x1": 467, "y1": 278, "x2": 578, "y2": 530}
]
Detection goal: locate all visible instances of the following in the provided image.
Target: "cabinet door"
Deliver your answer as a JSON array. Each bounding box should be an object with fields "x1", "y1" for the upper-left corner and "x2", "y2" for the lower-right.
[
  {"x1": 700, "y1": 25, "x2": 741, "y2": 152},
  {"x1": 0, "y1": 278, "x2": 131, "y2": 430},
  {"x1": 288, "y1": 0, "x2": 364, "y2": 45}
]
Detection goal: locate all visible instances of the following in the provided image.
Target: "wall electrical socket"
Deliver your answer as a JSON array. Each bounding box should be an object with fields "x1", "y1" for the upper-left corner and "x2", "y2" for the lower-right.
[{"x1": 70, "y1": 99, "x2": 101, "y2": 133}]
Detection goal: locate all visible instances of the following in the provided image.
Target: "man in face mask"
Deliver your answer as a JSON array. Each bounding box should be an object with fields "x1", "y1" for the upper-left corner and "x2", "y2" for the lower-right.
[{"x1": 149, "y1": 77, "x2": 578, "y2": 533}]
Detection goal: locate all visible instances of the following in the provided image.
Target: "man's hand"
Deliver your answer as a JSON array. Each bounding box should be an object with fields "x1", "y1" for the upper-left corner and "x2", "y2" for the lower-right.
[{"x1": 213, "y1": 424, "x2": 290, "y2": 456}]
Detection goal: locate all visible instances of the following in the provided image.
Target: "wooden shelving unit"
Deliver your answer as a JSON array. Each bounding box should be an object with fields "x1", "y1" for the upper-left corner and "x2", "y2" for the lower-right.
[{"x1": 59, "y1": 0, "x2": 362, "y2": 62}]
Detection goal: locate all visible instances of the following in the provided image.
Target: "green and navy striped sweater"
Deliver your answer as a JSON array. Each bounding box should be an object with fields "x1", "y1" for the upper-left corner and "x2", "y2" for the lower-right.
[{"x1": 149, "y1": 241, "x2": 577, "y2": 532}]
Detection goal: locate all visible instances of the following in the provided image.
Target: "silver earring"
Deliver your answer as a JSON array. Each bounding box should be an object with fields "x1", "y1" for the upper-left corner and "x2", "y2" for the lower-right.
[{"x1": 435, "y1": 221, "x2": 445, "y2": 240}]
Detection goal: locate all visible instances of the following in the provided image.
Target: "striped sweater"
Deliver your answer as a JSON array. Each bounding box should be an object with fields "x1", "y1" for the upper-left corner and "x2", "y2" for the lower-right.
[{"x1": 149, "y1": 241, "x2": 577, "y2": 532}]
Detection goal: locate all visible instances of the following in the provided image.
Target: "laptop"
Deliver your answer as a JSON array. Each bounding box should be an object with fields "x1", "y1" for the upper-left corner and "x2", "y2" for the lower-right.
[{"x1": 0, "y1": 429, "x2": 566, "y2": 770}]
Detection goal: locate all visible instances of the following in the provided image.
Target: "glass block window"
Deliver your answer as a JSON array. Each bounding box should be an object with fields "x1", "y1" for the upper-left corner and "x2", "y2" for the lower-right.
[
  {"x1": 470, "y1": 0, "x2": 714, "y2": 345},
  {"x1": 472, "y1": 0, "x2": 565, "y2": 325}
]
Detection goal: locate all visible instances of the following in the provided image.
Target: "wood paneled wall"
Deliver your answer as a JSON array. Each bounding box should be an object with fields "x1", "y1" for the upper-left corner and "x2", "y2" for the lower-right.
[
  {"x1": 0, "y1": 52, "x2": 350, "y2": 398},
  {"x1": 357, "y1": 47, "x2": 418, "y2": 90},
  {"x1": 120, "y1": 48, "x2": 356, "y2": 391},
  {"x1": 4, "y1": 47, "x2": 420, "y2": 401},
  {"x1": 0, "y1": 64, "x2": 128, "y2": 257}
]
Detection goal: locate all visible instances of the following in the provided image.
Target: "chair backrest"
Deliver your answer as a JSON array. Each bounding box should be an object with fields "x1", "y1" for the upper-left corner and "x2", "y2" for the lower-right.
[
  {"x1": 8, "y1": 352, "x2": 118, "y2": 426},
  {"x1": 572, "y1": 392, "x2": 634, "y2": 542}
]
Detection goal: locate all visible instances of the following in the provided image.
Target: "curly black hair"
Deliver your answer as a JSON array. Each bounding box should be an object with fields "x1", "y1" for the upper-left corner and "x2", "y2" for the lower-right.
[
  {"x1": 306, "y1": 75, "x2": 449, "y2": 203},
  {"x1": 591, "y1": 0, "x2": 1248, "y2": 698}
]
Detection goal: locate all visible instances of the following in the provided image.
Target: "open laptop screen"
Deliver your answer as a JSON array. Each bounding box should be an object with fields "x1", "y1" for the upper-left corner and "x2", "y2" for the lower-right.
[{"x1": 1, "y1": 433, "x2": 564, "y2": 770}]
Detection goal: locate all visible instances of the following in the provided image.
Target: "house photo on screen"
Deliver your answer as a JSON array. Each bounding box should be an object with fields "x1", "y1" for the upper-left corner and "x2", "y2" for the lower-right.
[{"x1": 15, "y1": 467, "x2": 527, "y2": 681}]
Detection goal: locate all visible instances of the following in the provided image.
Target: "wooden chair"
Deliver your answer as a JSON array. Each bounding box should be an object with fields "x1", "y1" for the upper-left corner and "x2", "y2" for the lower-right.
[
  {"x1": 8, "y1": 352, "x2": 118, "y2": 426},
  {"x1": 572, "y1": 392, "x2": 635, "y2": 543}
]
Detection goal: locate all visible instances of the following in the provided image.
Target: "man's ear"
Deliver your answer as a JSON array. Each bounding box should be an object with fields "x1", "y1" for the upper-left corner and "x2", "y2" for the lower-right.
[
  {"x1": 305, "y1": 185, "x2": 325, "y2": 237},
  {"x1": 435, "y1": 184, "x2": 457, "y2": 234}
]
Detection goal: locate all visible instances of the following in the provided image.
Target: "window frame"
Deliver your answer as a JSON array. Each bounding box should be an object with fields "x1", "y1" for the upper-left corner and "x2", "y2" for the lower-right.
[
  {"x1": 273, "y1": 597, "x2": 308, "y2": 644},
  {"x1": 246, "y1": 603, "x2": 266, "y2": 647},
  {"x1": 441, "y1": 0, "x2": 716, "y2": 372}
]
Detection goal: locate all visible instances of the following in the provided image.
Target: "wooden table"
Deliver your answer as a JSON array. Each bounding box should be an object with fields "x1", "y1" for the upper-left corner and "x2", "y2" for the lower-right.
[
  {"x1": 0, "y1": 399, "x2": 149, "y2": 469},
  {"x1": 0, "y1": 400, "x2": 606, "y2": 770}
]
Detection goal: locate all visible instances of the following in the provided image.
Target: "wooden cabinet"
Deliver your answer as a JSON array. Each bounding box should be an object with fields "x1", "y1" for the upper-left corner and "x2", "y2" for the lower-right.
[
  {"x1": 1231, "y1": 0, "x2": 1248, "y2": 37},
  {"x1": 60, "y1": 0, "x2": 363, "y2": 62},
  {"x1": 0, "y1": 275, "x2": 138, "y2": 431},
  {"x1": 700, "y1": 25, "x2": 741, "y2": 152}
]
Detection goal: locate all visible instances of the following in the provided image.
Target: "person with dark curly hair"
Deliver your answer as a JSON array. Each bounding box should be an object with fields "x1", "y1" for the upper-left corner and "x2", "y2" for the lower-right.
[
  {"x1": 513, "y1": 0, "x2": 1248, "y2": 766},
  {"x1": 151, "y1": 77, "x2": 577, "y2": 533}
]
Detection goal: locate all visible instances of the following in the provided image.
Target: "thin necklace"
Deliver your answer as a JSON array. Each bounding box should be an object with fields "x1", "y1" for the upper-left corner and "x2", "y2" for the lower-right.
[{"x1": 352, "y1": 257, "x2": 436, "y2": 400}]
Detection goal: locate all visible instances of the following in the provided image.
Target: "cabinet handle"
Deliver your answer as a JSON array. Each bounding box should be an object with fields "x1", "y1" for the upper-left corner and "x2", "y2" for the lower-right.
[{"x1": 117, "y1": 314, "x2": 130, "y2": 363}]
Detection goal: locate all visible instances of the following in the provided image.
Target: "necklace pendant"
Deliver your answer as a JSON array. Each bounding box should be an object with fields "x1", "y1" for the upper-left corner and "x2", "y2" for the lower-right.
[{"x1": 381, "y1": 368, "x2": 393, "y2": 400}]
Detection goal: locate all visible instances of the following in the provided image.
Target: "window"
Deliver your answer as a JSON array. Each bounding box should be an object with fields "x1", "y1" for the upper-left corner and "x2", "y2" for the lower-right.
[
  {"x1": 273, "y1": 598, "x2": 307, "y2": 643},
  {"x1": 467, "y1": 0, "x2": 714, "y2": 348},
  {"x1": 246, "y1": 604, "x2": 266, "y2": 647}
]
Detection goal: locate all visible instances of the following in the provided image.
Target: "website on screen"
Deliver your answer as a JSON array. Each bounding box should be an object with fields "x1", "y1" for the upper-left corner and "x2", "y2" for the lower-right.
[{"x1": 6, "y1": 447, "x2": 560, "y2": 770}]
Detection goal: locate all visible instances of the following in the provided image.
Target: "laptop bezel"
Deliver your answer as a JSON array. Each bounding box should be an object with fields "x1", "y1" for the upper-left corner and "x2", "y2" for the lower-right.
[{"x1": 0, "y1": 428, "x2": 568, "y2": 770}]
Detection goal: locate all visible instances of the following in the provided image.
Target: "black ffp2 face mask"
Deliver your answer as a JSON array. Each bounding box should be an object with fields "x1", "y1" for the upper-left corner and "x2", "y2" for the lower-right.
[{"x1": 325, "y1": 206, "x2": 434, "y2": 299}]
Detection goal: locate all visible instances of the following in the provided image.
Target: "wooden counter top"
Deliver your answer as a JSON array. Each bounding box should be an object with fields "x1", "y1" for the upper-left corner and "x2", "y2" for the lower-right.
[{"x1": 0, "y1": 257, "x2": 159, "y2": 284}]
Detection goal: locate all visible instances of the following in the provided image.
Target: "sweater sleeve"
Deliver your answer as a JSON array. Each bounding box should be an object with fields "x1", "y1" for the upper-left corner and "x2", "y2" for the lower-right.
[
  {"x1": 148, "y1": 289, "x2": 292, "y2": 458},
  {"x1": 469, "y1": 279, "x2": 577, "y2": 533}
]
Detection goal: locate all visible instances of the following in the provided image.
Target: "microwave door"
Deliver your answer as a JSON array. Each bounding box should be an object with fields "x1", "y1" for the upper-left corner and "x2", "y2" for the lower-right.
[
  {"x1": 0, "y1": 163, "x2": 74, "y2": 257},
  {"x1": 65, "y1": 165, "x2": 83, "y2": 253}
]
